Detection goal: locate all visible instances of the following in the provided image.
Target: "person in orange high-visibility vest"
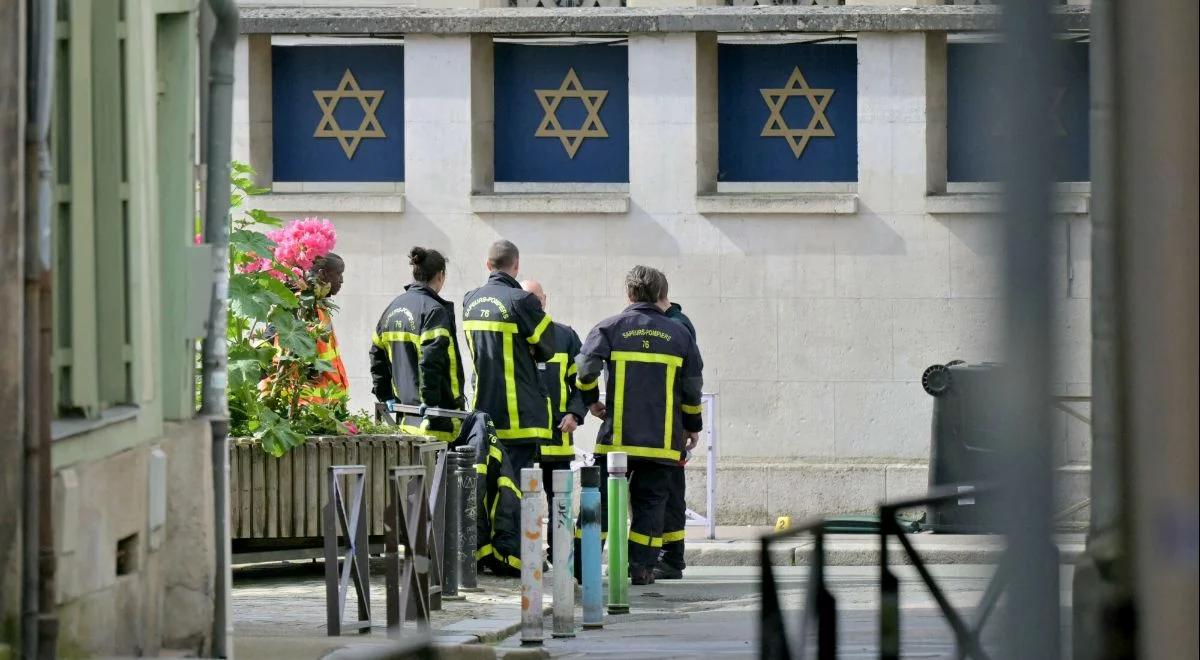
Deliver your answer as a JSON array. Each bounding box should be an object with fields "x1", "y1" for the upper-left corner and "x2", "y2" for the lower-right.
[{"x1": 306, "y1": 253, "x2": 350, "y2": 402}]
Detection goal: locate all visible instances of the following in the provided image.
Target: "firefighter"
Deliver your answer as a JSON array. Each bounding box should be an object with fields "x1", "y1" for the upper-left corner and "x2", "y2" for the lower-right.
[
  {"x1": 521, "y1": 279, "x2": 586, "y2": 558},
  {"x1": 369, "y1": 247, "x2": 466, "y2": 441},
  {"x1": 657, "y1": 290, "x2": 697, "y2": 580},
  {"x1": 462, "y1": 239, "x2": 557, "y2": 474},
  {"x1": 576, "y1": 266, "x2": 704, "y2": 585}
]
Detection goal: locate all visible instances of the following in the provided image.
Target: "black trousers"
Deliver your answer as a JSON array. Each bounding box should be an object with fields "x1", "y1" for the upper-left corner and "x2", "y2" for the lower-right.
[{"x1": 660, "y1": 464, "x2": 687, "y2": 570}]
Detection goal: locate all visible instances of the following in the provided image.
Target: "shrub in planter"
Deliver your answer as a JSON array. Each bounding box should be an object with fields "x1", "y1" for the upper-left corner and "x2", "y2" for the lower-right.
[{"x1": 225, "y1": 163, "x2": 355, "y2": 455}]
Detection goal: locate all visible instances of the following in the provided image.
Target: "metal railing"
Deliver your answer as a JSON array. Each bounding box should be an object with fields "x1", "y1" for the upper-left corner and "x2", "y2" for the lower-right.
[
  {"x1": 385, "y1": 465, "x2": 432, "y2": 635},
  {"x1": 323, "y1": 465, "x2": 372, "y2": 636},
  {"x1": 878, "y1": 485, "x2": 1003, "y2": 660},
  {"x1": 759, "y1": 520, "x2": 836, "y2": 660}
]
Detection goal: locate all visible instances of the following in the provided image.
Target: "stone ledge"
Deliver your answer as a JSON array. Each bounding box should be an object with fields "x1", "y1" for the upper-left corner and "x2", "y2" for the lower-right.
[
  {"x1": 696, "y1": 192, "x2": 857, "y2": 215},
  {"x1": 470, "y1": 192, "x2": 629, "y2": 215},
  {"x1": 925, "y1": 192, "x2": 1090, "y2": 215},
  {"x1": 240, "y1": 5, "x2": 1089, "y2": 35},
  {"x1": 250, "y1": 192, "x2": 405, "y2": 214}
]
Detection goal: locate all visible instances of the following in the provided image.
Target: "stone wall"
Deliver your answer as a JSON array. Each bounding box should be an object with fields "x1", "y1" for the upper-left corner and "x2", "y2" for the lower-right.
[
  {"x1": 233, "y1": 29, "x2": 1092, "y2": 522},
  {"x1": 52, "y1": 418, "x2": 214, "y2": 657}
]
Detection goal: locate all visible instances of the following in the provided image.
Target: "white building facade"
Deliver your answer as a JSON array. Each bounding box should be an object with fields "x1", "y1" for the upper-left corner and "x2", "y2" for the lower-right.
[{"x1": 233, "y1": 2, "x2": 1093, "y2": 524}]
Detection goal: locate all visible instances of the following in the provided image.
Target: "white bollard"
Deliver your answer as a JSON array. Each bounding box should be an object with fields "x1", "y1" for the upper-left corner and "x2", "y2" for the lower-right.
[
  {"x1": 519, "y1": 468, "x2": 544, "y2": 645},
  {"x1": 552, "y1": 469, "x2": 576, "y2": 638}
]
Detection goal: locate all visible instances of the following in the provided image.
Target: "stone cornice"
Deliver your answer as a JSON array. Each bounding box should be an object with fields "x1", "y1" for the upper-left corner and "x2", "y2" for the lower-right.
[{"x1": 239, "y1": 5, "x2": 1090, "y2": 36}]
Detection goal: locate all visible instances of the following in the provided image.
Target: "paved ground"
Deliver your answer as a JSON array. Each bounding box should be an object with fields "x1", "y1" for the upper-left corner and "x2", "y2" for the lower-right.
[
  {"x1": 497, "y1": 565, "x2": 1075, "y2": 659},
  {"x1": 231, "y1": 533, "x2": 1078, "y2": 658}
]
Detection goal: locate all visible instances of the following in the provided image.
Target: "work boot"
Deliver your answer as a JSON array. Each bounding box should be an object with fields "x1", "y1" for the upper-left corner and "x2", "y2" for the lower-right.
[
  {"x1": 630, "y1": 564, "x2": 656, "y2": 585},
  {"x1": 653, "y1": 563, "x2": 683, "y2": 580}
]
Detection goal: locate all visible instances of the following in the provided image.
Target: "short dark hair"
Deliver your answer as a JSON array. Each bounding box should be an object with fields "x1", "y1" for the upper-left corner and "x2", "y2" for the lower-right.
[
  {"x1": 310, "y1": 252, "x2": 344, "y2": 276},
  {"x1": 409, "y1": 246, "x2": 447, "y2": 283},
  {"x1": 487, "y1": 239, "x2": 519, "y2": 271},
  {"x1": 625, "y1": 265, "x2": 667, "y2": 304}
]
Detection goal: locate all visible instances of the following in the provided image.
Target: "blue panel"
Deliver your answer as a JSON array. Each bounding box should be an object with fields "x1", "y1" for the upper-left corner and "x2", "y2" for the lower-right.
[
  {"x1": 947, "y1": 42, "x2": 1089, "y2": 182},
  {"x1": 272, "y1": 45, "x2": 404, "y2": 182},
  {"x1": 494, "y1": 44, "x2": 629, "y2": 183},
  {"x1": 718, "y1": 43, "x2": 858, "y2": 183}
]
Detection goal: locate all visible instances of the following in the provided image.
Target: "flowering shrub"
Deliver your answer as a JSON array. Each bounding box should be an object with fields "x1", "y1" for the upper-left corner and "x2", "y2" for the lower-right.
[{"x1": 225, "y1": 163, "x2": 356, "y2": 455}]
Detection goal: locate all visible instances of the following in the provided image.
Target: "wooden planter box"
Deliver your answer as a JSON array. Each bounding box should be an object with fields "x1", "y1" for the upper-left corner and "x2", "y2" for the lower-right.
[{"x1": 230, "y1": 434, "x2": 434, "y2": 560}]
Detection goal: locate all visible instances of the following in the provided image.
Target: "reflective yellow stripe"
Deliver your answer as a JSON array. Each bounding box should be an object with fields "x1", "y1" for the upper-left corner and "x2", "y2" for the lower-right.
[
  {"x1": 420, "y1": 327, "x2": 462, "y2": 400},
  {"x1": 628, "y1": 531, "x2": 663, "y2": 548},
  {"x1": 681, "y1": 402, "x2": 703, "y2": 415},
  {"x1": 663, "y1": 363, "x2": 676, "y2": 452},
  {"x1": 528, "y1": 314, "x2": 553, "y2": 344},
  {"x1": 663, "y1": 529, "x2": 686, "y2": 543},
  {"x1": 464, "y1": 329, "x2": 478, "y2": 409},
  {"x1": 577, "y1": 377, "x2": 598, "y2": 391},
  {"x1": 475, "y1": 544, "x2": 493, "y2": 560},
  {"x1": 489, "y1": 445, "x2": 504, "y2": 462},
  {"x1": 372, "y1": 332, "x2": 387, "y2": 349},
  {"x1": 567, "y1": 363, "x2": 577, "y2": 377},
  {"x1": 548, "y1": 353, "x2": 570, "y2": 413},
  {"x1": 503, "y1": 332, "x2": 520, "y2": 431},
  {"x1": 501, "y1": 551, "x2": 521, "y2": 569},
  {"x1": 612, "y1": 360, "x2": 626, "y2": 446},
  {"x1": 574, "y1": 528, "x2": 608, "y2": 540},
  {"x1": 495, "y1": 426, "x2": 553, "y2": 441},
  {"x1": 464, "y1": 320, "x2": 518, "y2": 334},
  {"x1": 476, "y1": 464, "x2": 487, "y2": 474},
  {"x1": 319, "y1": 346, "x2": 339, "y2": 360},
  {"x1": 540, "y1": 443, "x2": 574, "y2": 457},
  {"x1": 595, "y1": 444, "x2": 681, "y2": 462},
  {"x1": 379, "y1": 330, "x2": 421, "y2": 345},
  {"x1": 418, "y1": 418, "x2": 459, "y2": 442},
  {"x1": 610, "y1": 351, "x2": 683, "y2": 368},
  {"x1": 498, "y1": 476, "x2": 522, "y2": 499}
]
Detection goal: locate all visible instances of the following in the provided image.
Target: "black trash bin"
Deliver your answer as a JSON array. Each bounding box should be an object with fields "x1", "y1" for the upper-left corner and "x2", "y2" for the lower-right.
[{"x1": 921, "y1": 360, "x2": 1004, "y2": 533}]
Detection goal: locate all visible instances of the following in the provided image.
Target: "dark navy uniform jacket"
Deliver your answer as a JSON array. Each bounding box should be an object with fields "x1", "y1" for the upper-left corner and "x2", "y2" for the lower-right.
[
  {"x1": 462, "y1": 271, "x2": 556, "y2": 445},
  {"x1": 537, "y1": 322, "x2": 586, "y2": 460},
  {"x1": 576, "y1": 302, "x2": 704, "y2": 465}
]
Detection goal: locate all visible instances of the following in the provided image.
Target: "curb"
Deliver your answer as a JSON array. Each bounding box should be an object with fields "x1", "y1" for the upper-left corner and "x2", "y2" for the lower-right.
[{"x1": 685, "y1": 539, "x2": 1085, "y2": 567}]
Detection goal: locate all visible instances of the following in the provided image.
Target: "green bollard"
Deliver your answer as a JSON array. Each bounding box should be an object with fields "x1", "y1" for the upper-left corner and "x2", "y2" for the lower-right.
[{"x1": 606, "y1": 452, "x2": 630, "y2": 615}]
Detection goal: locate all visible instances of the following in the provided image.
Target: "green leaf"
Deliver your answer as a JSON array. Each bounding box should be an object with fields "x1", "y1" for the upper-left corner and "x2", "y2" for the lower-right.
[
  {"x1": 259, "y1": 274, "x2": 299, "y2": 309},
  {"x1": 230, "y1": 229, "x2": 275, "y2": 259},
  {"x1": 231, "y1": 161, "x2": 255, "y2": 176},
  {"x1": 247, "y1": 208, "x2": 283, "y2": 228},
  {"x1": 227, "y1": 358, "x2": 264, "y2": 388},
  {"x1": 269, "y1": 308, "x2": 317, "y2": 359},
  {"x1": 228, "y1": 274, "x2": 271, "y2": 320}
]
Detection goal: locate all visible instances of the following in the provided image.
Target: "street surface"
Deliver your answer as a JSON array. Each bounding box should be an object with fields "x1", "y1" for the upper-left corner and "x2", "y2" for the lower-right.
[{"x1": 499, "y1": 565, "x2": 1075, "y2": 659}]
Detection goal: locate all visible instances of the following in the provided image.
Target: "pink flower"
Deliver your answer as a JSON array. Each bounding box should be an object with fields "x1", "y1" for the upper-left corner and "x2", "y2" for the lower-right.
[
  {"x1": 344, "y1": 421, "x2": 359, "y2": 436},
  {"x1": 266, "y1": 218, "x2": 337, "y2": 272},
  {"x1": 194, "y1": 233, "x2": 203, "y2": 245}
]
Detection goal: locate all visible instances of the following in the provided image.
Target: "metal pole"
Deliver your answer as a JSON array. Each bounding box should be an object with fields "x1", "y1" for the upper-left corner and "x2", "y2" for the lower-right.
[
  {"x1": 606, "y1": 452, "x2": 630, "y2": 615},
  {"x1": 580, "y1": 466, "x2": 604, "y2": 629},
  {"x1": 704, "y1": 393, "x2": 717, "y2": 540},
  {"x1": 552, "y1": 469, "x2": 576, "y2": 638},
  {"x1": 520, "y1": 467, "x2": 545, "y2": 646},
  {"x1": 997, "y1": 0, "x2": 1060, "y2": 657},
  {"x1": 442, "y1": 450, "x2": 462, "y2": 601},
  {"x1": 457, "y1": 446, "x2": 481, "y2": 592}
]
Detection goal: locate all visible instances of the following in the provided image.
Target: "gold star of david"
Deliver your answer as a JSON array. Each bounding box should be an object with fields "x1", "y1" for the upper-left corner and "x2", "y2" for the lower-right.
[
  {"x1": 534, "y1": 68, "x2": 609, "y2": 159},
  {"x1": 312, "y1": 69, "x2": 386, "y2": 159},
  {"x1": 760, "y1": 66, "x2": 835, "y2": 159}
]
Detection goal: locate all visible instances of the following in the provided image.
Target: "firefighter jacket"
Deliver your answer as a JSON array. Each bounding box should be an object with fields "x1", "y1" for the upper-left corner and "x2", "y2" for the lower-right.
[
  {"x1": 537, "y1": 322, "x2": 587, "y2": 460},
  {"x1": 462, "y1": 271, "x2": 556, "y2": 445},
  {"x1": 369, "y1": 282, "x2": 466, "y2": 442},
  {"x1": 576, "y1": 303, "x2": 704, "y2": 465},
  {"x1": 454, "y1": 411, "x2": 522, "y2": 572},
  {"x1": 665, "y1": 302, "x2": 697, "y2": 340}
]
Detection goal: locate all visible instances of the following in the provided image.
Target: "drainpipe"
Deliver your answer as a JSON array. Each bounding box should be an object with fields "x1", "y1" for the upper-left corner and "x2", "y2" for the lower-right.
[
  {"x1": 1071, "y1": 0, "x2": 1136, "y2": 655},
  {"x1": 23, "y1": 0, "x2": 58, "y2": 658},
  {"x1": 200, "y1": 0, "x2": 238, "y2": 656}
]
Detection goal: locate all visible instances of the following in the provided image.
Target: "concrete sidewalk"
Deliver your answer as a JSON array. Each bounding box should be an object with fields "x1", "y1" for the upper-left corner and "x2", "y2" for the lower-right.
[
  {"x1": 683, "y1": 526, "x2": 1086, "y2": 567},
  {"x1": 232, "y1": 564, "x2": 541, "y2": 660}
]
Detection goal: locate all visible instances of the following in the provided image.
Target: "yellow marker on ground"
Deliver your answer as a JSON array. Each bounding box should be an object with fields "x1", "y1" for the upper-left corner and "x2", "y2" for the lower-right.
[{"x1": 775, "y1": 516, "x2": 791, "y2": 532}]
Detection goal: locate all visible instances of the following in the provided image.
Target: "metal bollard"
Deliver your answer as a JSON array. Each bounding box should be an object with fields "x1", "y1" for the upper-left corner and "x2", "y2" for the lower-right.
[
  {"x1": 442, "y1": 450, "x2": 463, "y2": 600},
  {"x1": 580, "y1": 466, "x2": 604, "y2": 629},
  {"x1": 520, "y1": 468, "x2": 545, "y2": 645},
  {"x1": 552, "y1": 469, "x2": 576, "y2": 638},
  {"x1": 606, "y1": 452, "x2": 630, "y2": 615},
  {"x1": 456, "y1": 446, "x2": 481, "y2": 592}
]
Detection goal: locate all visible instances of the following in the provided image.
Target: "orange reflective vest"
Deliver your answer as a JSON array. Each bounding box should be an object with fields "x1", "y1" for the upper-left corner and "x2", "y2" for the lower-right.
[{"x1": 309, "y1": 307, "x2": 350, "y2": 403}]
